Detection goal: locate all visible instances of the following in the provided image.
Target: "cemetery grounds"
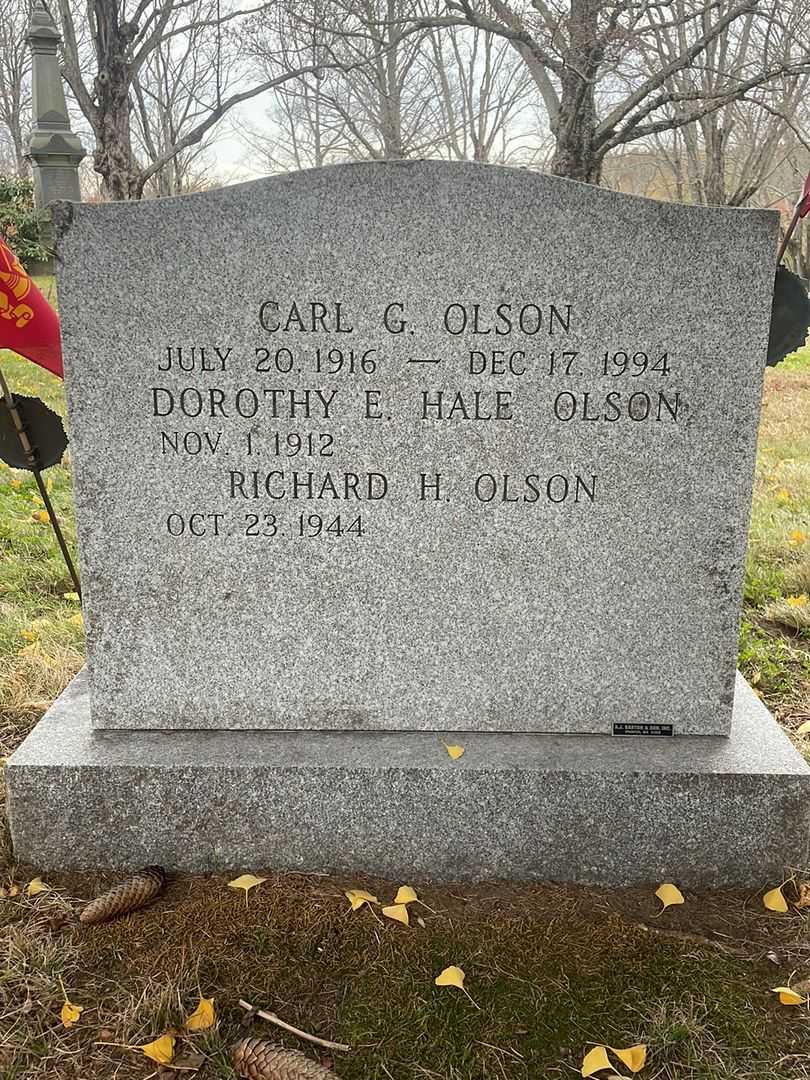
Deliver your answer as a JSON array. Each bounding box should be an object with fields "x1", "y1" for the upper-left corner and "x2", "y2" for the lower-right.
[{"x1": 1, "y1": 278, "x2": 810, "y2": 1079}]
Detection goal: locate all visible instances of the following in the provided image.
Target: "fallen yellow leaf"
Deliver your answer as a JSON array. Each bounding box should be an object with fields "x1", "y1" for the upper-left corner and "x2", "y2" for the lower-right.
[
  {"x1": 8, "y1": 883, "x2": 19, "y2": 897},
  {"x1": 394, "y1": 885, "x2": 419, "y2": 905},
  {"x1": 62, "y1": 591, "x2": 79, "y2": 602},
  {"x1": 69, "y1": 613, "x2": 84, "y2": 627},
  {"x1": 611, "y1": 1044, "x2": 647, "y2": 1072},
  {"x1": 789, "y1": 529, "x2": 808, "y2": 545},
  {"x1": 184, "y1": 995, "x2": 215, "y2": 1032},
  {"x1": 435, "y1": 965, "x2": 465, "y2": 989},
  {"x1": 32, "y1": 509, "x2": 50, "y2": 524},
  {"x1": 797, "y1": 721, "x2": 810, "y2": 736},
  {"x1": 382, "y1": 903, "x2": 410, "y2": 926},
  {"x1": 227, "y1": 874, "x2": 266, "y2": 905},
  {"x1": 655, "y1": 883, "x2": 684, "y2": 911},
  {"x1": 771, "y1": 986, "x2": 807, "y2": 1005},
  {"x1": 786, "y1": 595, "x2": 808, "y2": 608},
  {"x1": 61, "y1": 1000, "x2": 83, "y2": 1029},
  {"x1": 141, "y1": 1034, "x2": 176, "y2": 1064},
  {"x1": 581, "y1": 1045, "x2": 613, "y2": 1076},
  {"x1": 763, "y1": 885, "x2": 789, "y2": 913},
  {"x1": 443, "y1": 743, "x2": 465, "y2": 760},
  {"x1": 26, "y1": 877, "x2": 49, "y2": 896},
  {"x1": 776, "y1": 487, "x2": 792, "y2": 503},
  {"x1": 344, "y1": 888, "x2": 379, "y2": 911}
]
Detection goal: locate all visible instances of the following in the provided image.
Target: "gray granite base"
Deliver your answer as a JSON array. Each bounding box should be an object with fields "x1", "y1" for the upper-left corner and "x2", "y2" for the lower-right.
[{"x1": 6, "y1": 670, "x2": 810, "y2": 886}]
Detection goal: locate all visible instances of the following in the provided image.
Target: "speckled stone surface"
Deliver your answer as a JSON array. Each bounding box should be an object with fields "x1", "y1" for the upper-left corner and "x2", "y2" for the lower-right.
[
  {"x1": 54, "y1": 162, "x2": 778, "y2": 733},
  {"x1": 7, "y1": 669, "x2": 809, "y2": 883}
]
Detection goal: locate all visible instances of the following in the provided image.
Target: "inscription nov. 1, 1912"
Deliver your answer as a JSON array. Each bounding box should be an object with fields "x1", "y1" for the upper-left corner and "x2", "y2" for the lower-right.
[{"x1": 151, "y1": 298, "x2": 680, "y2": 542}]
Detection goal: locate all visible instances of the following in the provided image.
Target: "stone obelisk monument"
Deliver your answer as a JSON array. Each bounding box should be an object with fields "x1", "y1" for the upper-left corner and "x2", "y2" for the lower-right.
[{"x1": 27, "y1": 0, "x2": 85, "y2": 211}]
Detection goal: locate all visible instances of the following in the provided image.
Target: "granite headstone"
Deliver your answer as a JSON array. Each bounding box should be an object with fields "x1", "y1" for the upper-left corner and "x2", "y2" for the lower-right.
[
  {"x1": 9, "y1": 161, "x2": 810, "y2": 884},
  {"x1": 54, "y1": 161, "x2": 773, "y2": 734}
]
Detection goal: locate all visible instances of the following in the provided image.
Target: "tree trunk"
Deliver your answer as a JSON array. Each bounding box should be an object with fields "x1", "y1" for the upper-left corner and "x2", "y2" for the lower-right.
[
  {"x1": 549, "y1": 0, "x2": 602, "y2": 183},
  {"x1": 91, "y1": 0, "x2": 140, "y2": 199},
  {"x1": 701, "y1": 117, "x2": 727, "y2": 206}
]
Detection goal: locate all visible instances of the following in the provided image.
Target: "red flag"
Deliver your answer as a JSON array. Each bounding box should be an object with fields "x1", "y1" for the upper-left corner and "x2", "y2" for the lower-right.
[
  {"x1": 798, "y1": 171, "x2": 810, "y2": 219},
  {"x1": 0, "y1": 235, "x2": 62, "y2": 378}
]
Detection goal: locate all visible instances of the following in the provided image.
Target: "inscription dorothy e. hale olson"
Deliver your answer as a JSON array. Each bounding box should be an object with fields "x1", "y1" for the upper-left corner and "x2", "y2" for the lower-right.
[
  {"x1": 55, "y1": 161, "x2": 777, "y2": 734},
  {"x1": 153, "y1": 298, "x2": 680, "y2": 542}
]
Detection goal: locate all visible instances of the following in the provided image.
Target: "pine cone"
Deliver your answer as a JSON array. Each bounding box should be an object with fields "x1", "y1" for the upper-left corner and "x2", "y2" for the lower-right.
[
  {"x1": 79, "y1": 865, "x2": 166, "y2": 924},
  {"x1": 231, "y1": 1039, "x2": 339, "y2": 1079}
]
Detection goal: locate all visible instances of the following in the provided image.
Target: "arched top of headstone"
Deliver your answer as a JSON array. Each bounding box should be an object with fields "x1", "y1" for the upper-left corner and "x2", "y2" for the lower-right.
[{"x1": 57, "y1": 158, "x2": 781, "y2": 226}]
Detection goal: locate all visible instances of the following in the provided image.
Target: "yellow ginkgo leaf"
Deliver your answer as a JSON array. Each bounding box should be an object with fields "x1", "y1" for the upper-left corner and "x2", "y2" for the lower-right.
[
  {"x1": 26, "y1": 877, "x2": 49, "y2": 896},
  {"x1": 62, "y1": 591, "x2": 80, "y2": 602},
  {"x1": 655, "y1": 883, "x2": 684, "y2": 910},
  {"x1": 789, "y1": 529, "x2": 808, "y2": 545},
  {"x1": 61, "y1": 1000, "x2": 83, "y2": 1029},
  {"x1": 69, "y1": 613, "x2": 84, "y2": 627},
  {"x1": 435, "y1": 965, "x2": 465, "y2": 989},
  {"x1": 610, "y1": 1044, "x2": 647, "y2": 1073},
  {"x1": 141, "y1": 1034, "x2": 176, "y2": 1064},
  {"x1": 763, "y1": 885, "x2": 789, "y2": 913},
  {"x1": 443, "y1": 743, "x2": 465, "y2": 760},
  {"x1": 227, "y1": 874, "x2": 266, "y2": 903},
  {"x1": 787, "y1": 595, "x2": 808, "y2": 608},
  {"x1": 344, "y1": 888, "x2": 379, "y2": 911},
  {"x1": 797, "y1": 721, "x2": 810, "y2": 736},
  {"x1": 771, "y1": 986, "x2": 807, "y2": 1006},
  {"x1": 382, "y1": 903, "x2": 410, "y2": 926},
  {"x1": 32, "y1": 509, "x2": 50, "y2": 524},
  {"x1": 185, "y1": 995, "x2": 215, "y2": 1032},
  {"x1": 776, "y1": 487, "x2": 792, "y2": 503},
  {"x1": 394, "y1": 885, "x2": 419, "y2": 905},
  {"x1": 581, "y1": 1045, "x2": 613, "y2": 1076}
]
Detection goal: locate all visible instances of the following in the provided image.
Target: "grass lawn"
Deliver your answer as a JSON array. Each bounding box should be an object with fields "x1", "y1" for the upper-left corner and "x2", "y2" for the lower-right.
[{"x1": 1, "y1": 281, "x2": 809, "y2": 1079}]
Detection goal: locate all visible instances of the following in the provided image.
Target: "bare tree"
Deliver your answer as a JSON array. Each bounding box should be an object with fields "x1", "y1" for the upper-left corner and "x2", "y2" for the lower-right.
[
  {"x1": 427, "y1": 22, "x2": 538, "y2": 163},
  {"x1": 130, "y1": 0, "x2": 229, "y2": 195},
  {"x1": 244, "y1": 1, "x2": 540, "y2": 168},
  {"x1": 0, "y1": 0, "x2": 32, "y2": 176},
  {"x1": 632, "y1": 0, "x2": 810, "y2": 206},
  {"x1": 52, "y1": 0, "x2": 359, "y2": 199},
  {"x1": 246, "y1": 0, "x2": 447, "y2": 162},
  {"x1": 409, "y1": 0, "x2": 810, "y2": 184}
]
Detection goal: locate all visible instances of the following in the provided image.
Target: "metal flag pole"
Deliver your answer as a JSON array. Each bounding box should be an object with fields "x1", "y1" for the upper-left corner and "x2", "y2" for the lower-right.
[
  {"x1": 776, "y1": 170, "x2": 810, "y2": 265},
  {"x1": 0, "y1": 365, "x2": 81, "y2": 599}
]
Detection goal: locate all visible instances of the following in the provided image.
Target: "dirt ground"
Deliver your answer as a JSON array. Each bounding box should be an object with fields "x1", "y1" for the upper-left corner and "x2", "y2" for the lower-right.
[{"x1": 2, "y1": 867, "x2": 810, "y2": 1079}]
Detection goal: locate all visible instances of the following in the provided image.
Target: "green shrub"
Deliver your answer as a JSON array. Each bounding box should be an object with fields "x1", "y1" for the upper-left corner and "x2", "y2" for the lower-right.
[{"x1": 0, "y1": 175, "x2": 50, "y2": 266}]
